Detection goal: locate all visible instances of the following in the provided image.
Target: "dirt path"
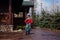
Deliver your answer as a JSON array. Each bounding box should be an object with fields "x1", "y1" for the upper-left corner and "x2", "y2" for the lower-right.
[
  {"x1": 0, "y1": 28, "x2": 60, "y2": 40},
  {"x1": 21, "y1": 28, "x2": 60, "y2": 40}
]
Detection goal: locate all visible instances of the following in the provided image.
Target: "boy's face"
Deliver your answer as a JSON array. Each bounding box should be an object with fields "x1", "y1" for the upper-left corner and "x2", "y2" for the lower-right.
[{"x1": 26, "y1": 16, "x2": 28, "y2": 18}]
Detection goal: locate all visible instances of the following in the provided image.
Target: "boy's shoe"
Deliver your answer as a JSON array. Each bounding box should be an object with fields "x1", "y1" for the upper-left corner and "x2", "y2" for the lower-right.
[
  {"x1": 25, "y1": 32, "x2": 28, "y2": 35},
  {"x1": 28, "y1": 30, "x2": 30, "y2": 34},
  {"x1": 26, "y1": 32, "x2": 30, "y2": 35}
]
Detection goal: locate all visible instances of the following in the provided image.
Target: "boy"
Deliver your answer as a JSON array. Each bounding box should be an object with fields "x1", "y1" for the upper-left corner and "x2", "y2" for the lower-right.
[{"x1": 24, "y1": 15, "x2": 33, "y2": 35}]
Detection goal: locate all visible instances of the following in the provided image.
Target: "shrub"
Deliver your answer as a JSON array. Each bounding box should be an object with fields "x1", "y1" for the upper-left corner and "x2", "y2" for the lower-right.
[{"x1": 37, "y1": 10, "x2": 60, "y2": 30}]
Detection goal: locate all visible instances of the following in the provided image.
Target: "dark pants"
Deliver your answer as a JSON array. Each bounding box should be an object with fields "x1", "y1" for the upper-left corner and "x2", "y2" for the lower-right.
[
  {"x1": 25, "y1": 24, "x2": 31, "y2": 35},
  {"x1": 26, "y1": 29, "x2": 30, "y2": 35}
]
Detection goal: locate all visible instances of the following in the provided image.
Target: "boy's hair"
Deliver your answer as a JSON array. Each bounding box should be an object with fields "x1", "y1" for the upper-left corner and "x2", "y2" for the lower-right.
[{"x1": 27, "y1": 15, "x2": 31, "y2": 17}]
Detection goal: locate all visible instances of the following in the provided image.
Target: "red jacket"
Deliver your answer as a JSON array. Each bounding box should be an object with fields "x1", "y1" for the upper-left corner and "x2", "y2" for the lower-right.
[{"x1": 24, "y1": 18, "x2": 33, "y2": 24}]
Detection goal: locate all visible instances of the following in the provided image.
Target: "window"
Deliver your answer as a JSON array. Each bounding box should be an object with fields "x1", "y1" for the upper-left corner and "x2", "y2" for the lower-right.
[{"x1": 14, "y1": 12, "x2": 23, "y2": 18}]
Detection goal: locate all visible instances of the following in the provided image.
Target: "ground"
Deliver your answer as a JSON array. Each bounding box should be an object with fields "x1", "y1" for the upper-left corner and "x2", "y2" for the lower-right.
[{"x1": 0, "y1": 27, "x2": 60, "y2": 40}]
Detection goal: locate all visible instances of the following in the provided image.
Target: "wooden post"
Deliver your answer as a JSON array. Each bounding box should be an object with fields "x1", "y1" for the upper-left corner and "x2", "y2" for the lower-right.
[
  {"x1": 8, "y1": 0, "x2": 13, "y2": 32},
  {"x1": 9, "y1": 0, "x2": 13, "y2": 24},
  {"x1": 24, "y1": 8, "x2": 27, "y2": 19}
]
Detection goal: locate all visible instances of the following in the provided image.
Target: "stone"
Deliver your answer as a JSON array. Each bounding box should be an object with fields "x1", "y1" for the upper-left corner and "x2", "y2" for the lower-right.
[{"x1": 0, "y1": 25, "x2": 13, "y2": 32}]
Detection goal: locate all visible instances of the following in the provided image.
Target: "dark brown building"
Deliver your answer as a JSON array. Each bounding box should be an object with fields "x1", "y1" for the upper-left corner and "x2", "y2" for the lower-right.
[{"x1": 0, "y1": 0, "x2": 34, "y2": 30}]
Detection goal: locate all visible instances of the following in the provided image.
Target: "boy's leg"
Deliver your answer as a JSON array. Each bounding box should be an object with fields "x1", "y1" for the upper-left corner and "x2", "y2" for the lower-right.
[
  {"x1": 28, "y1": 24, "x2": 31, "y2": 34},
  {"x1": 25, "y1": 24, "x2": 31, "y2": 35},
  {"x1": 25, "y1": 24, "x2": 28, "y2": 35},
  {"x1": 26, "y1": 31, "x2": 28, "y2": 35},
  {"x1": 28, "y1": 29, "x2": 30, "y2": 34}
]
